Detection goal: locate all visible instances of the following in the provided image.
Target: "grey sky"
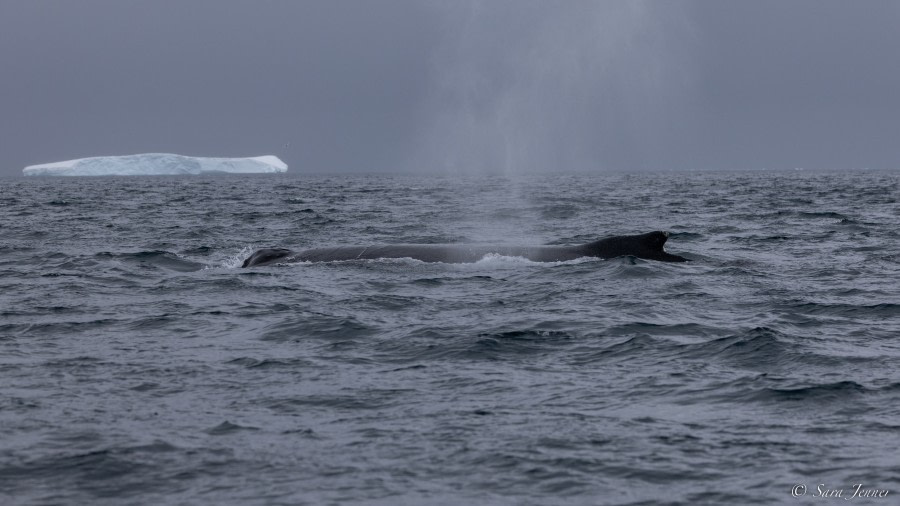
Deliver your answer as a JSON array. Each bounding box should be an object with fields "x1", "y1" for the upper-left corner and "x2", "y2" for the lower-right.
[{"x1": 2, "y1": 0, "x2": 899, "y2": 176}]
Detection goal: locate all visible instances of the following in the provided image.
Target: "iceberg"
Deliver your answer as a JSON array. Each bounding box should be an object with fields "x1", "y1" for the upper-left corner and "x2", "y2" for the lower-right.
[{"x1": 23, "y1": 153, "x2": 287, "y2": 176}]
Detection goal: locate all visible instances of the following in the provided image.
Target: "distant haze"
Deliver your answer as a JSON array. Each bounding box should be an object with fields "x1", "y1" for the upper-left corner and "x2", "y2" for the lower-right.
[{"x1": 2, "y1": 0, "x2": 899, "y2": 176}]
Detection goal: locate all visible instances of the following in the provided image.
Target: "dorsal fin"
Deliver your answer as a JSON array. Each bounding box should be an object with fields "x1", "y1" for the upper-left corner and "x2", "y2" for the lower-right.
[
  {"x1": 585, "y1": 231, "x2": 687, "y2": 262},
  {"x1": 641, "y1": 231, "x2": 687, "y2": 262},
  {"x1": 645, "y1": 231, "x2": 669, "y2": 251}
]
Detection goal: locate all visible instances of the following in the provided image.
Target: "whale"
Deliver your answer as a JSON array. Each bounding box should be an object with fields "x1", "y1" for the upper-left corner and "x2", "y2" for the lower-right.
[{"x1": 241, "y1": 231, "x2": 688, "y2": 267}]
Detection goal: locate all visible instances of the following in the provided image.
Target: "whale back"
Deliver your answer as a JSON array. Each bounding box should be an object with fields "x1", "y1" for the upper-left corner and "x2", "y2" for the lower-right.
[
  {"x1": 584, "y1": 231, "x2": 687, "y2": 262},
  {"x1": 241, "y1": 231, "x2": 688, "y2": 267},
  {"x1": 241, "y1": 248, "x2": 293, "y2": 267}
]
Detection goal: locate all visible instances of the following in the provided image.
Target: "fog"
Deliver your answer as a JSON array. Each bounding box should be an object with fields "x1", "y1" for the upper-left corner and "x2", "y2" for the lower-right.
[{"x1": 2, "y1": 1, "x2": 898, "y2": 175}]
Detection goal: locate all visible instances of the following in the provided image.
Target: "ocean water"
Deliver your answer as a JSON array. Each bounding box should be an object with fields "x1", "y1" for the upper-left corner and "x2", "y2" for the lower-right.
[{"x1": 1, "y1": 170, "x2": 899, "y2": 505}]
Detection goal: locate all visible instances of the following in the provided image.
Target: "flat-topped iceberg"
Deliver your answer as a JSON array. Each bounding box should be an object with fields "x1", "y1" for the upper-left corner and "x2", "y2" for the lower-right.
[{"x1": 23, "y1": 153, "x2": 287, "y2": 176}]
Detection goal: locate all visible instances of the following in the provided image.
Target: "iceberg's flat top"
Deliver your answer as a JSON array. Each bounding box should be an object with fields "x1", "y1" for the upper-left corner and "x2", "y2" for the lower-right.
[{"x1": 23, "y1": 153, "x2": 288, "y2": 176}]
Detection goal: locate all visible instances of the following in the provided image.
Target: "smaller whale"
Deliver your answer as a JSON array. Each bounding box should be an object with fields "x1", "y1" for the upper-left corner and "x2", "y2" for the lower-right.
[{"x1": 242, "y1": 231, "x2": 688, "y2": 267}]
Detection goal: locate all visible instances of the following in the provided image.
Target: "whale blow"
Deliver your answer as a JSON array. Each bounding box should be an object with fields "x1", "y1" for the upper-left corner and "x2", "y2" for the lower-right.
[{"x1": 241, "y1": 231, "x2": 689, "y2": 267}]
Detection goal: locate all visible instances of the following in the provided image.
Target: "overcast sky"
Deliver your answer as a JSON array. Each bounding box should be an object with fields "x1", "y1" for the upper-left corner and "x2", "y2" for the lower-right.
[{"x1": 2, "y1": 0, "x2": 899, "y2": 176}]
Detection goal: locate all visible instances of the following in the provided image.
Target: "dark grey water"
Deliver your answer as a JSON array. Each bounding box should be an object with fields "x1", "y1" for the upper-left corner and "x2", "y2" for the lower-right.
[{"x1": 2, "y1": 171, "x2": 899, "y2": 505}]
